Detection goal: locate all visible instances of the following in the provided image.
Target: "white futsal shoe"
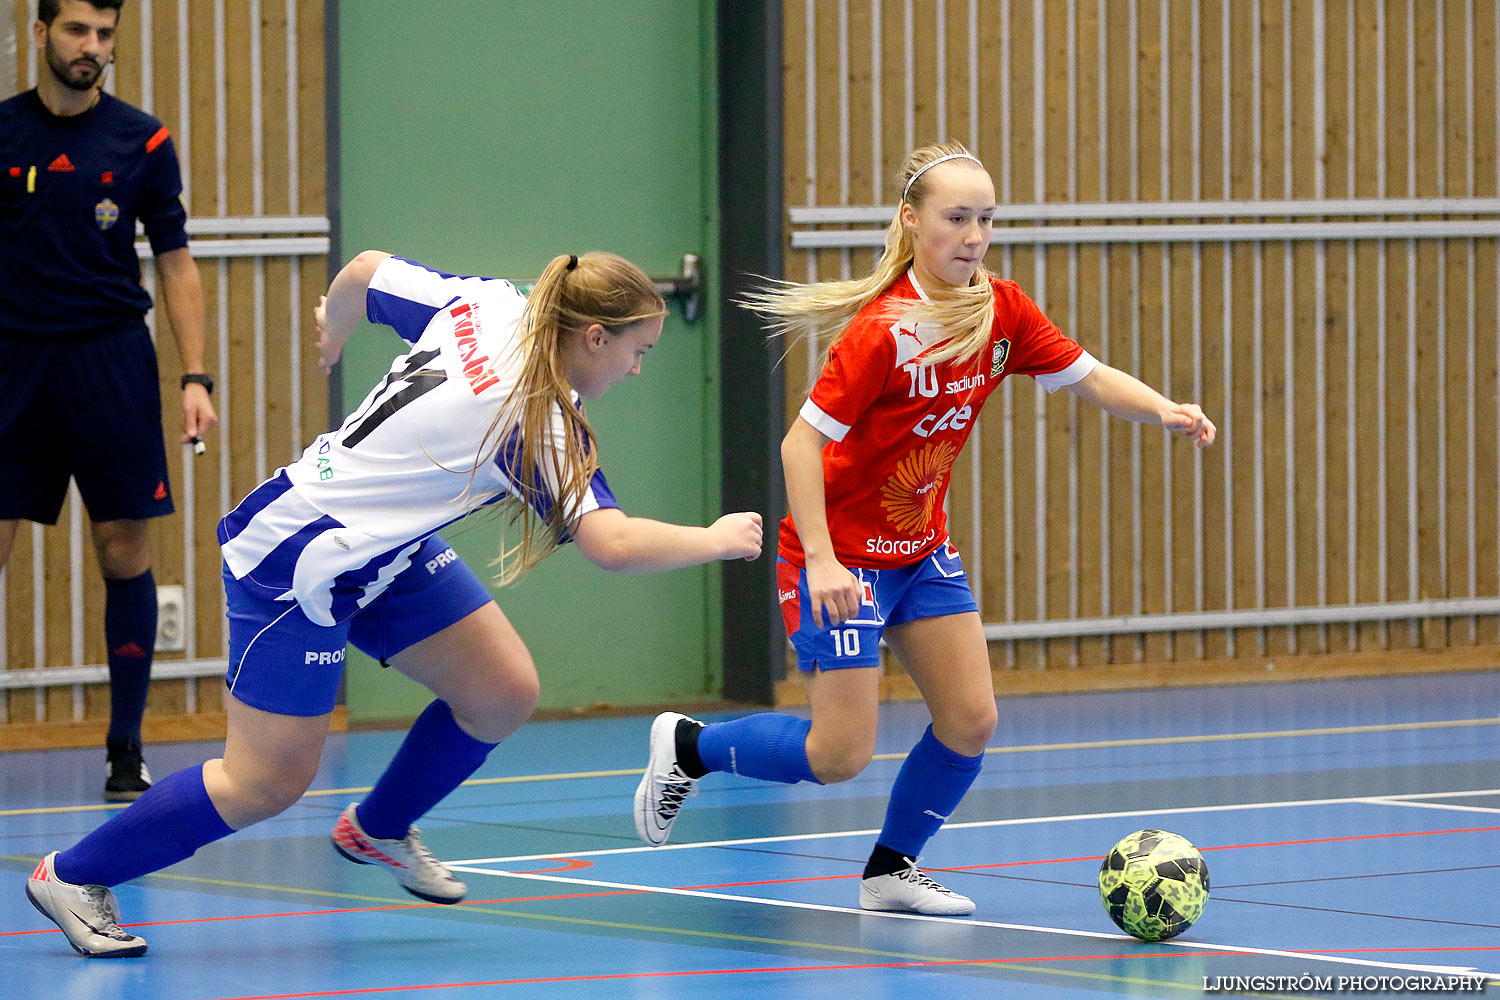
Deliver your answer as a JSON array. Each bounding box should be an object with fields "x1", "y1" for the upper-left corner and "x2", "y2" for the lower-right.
[
  {"x1": 26, "y1": 851, "x2": 148, "y2": 957},
  {"x1": 634, "y1": 711, "x2": 701, "y2": 846},
  {"x1": 859, "y1": 857, "x2": 976, "y2": 916},
  {"x1": 331, "y1": 803, "x2": 467, "y2": 904}
]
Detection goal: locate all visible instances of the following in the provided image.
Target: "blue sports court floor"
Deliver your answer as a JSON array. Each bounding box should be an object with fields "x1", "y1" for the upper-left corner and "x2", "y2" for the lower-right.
[{"x1": 1, "y1": 670, "x2": 1497, "y2": 998}]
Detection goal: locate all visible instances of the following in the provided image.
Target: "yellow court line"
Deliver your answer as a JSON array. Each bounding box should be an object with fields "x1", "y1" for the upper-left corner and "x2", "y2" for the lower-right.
[
  {"x1": 301, "y1": 768, "x2": 644, "y2": 798},
  {"x1": 2, "y1": 716, "x2": 1495, "y2": 819},
  {"x1": 0, "y1": 854, "x2": 1237, "y2": 995},
  {"x1": 0, "y1": 859, "x2": 403, "y2": 906},
  {"x1": 0, "y1": 802, "x2": 123, "y2": 818}
]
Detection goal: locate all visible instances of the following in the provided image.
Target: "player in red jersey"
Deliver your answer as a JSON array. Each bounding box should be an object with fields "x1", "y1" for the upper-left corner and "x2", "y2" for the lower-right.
[{"x1": 635, "y1": 142, "x2": 1215, "y2": 914}]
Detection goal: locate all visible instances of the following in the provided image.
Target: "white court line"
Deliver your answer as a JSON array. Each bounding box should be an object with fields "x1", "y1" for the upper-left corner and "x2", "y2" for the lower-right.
[
  {"x1": 1376, "y1": 789, "x2": 1500, "y2": 800},
  {"x1": 1369, "y1": 800, "x2": 1500, "y2": 816},
  {"x1": 450, "y1": 789, "x2": 1500, "y2": 866},
  {"x1": 445, "y1": 866, "x2": 1497, "y2": 980},
  {"x1": 1364, "y1": 789, "x2": 1500, "y2": 815}
]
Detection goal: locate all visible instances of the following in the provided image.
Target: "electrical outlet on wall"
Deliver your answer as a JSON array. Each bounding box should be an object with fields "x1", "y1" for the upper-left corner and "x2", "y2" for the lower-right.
[{"x1": 156, "y1": 584, "x2": 186, "y2": 652}]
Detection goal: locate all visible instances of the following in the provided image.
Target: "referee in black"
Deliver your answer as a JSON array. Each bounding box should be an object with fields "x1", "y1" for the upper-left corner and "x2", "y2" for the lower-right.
[{"x1": 0, "y1": 0, "x2": 217, "y2": 800}]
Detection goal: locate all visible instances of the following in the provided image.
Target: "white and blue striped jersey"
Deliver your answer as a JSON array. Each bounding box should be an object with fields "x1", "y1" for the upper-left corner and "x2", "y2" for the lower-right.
[{"x1": 218, "y1": 256, "x2": 618, "y2": 626}]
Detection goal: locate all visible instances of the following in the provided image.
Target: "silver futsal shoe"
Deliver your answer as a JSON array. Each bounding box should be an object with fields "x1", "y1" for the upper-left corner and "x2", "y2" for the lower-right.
[
  {"x1": 859, "y1": 857, "x2": 976, "y2": 915},
  {"x1": 331, "y1": 803, "x2": 467, "y2": 904},
  {"x1": 26, "y1": 851, "x2": 148, "y2": 957},
  {"x1": 633, "y1": 711, "x2": 701, "y2": 846}
]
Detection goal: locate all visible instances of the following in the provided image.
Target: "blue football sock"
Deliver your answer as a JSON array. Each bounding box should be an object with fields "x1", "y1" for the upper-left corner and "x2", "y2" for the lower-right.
[
  {"x1": 54, "y1": 764, "x2": 234, "y2": 888},
  {"x1": 697, "y1": 713, "x2": 818, "y2": 784},
  {"x1": 876, "y1": 725, "x2": 983, "y2": 858},
  {"x1": 356, "y1": 699, "x2": 498, "y2": 840},
  {"x1": 104, "y1": 570, "x2": 157, "y2": 744}
]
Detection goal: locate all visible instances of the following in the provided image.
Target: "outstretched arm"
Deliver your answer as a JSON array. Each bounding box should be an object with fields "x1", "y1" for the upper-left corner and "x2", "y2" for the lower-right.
[
  {"x1": 571, "y1": 506, "x2": 763, "y2": 574},
  {"x1": 1065, "y1": 363, "x2": 1217, "y2": 447},
  {"x1": 315, "y1": 250, "x2": 392, "y2": 374}
]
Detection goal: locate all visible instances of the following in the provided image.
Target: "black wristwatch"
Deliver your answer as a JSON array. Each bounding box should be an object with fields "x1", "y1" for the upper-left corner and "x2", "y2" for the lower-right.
[{"x1": 181, "y1": 373, "x2": 215, "y2": 394}]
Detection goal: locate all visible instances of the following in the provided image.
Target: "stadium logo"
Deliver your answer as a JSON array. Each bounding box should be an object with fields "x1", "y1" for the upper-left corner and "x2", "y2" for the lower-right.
[
  {"x1": 94, "y1": 197, "x2": 119, "y2": 230},
  {"x1": 945, "y1": 372, "x2": 985, "y2": 394},
  {"x1": 878, "y1": 440, "x2": 957, "y2": 533}
]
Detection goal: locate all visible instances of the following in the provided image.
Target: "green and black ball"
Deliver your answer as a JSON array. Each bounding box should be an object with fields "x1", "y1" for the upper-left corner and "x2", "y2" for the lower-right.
[{"x1": 1098, "y1": 829, "x2": 1210, "y2": 941}]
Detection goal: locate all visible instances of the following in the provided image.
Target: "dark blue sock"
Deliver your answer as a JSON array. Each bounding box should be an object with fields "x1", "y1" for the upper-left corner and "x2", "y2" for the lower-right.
[
  {"x1": 54, "y1": 764, "x2": 234, "y2": 887},
  {"x1": 697, "y1": 713, "x2": 818, "y2": 784},
  {"x1": 876, "y1": 725, "x2": 983, "y2": 858},
  {"x1": 104, "y1": 570, "x2": 157, "y2": 744},
  {"x1": 356, "y1": 700, "x2": 498, "y2": 840}
]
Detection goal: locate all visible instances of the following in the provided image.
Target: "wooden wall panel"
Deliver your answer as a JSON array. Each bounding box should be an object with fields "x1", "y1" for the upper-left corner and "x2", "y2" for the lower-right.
[
  {"x1": 3, "y1": 0, "x2": 328, "y2": 736},
  {"x1": 1476, "y1": 0, "x2": 1500, "y2": 650},
  {"x1": 1072, "y1": 0, "x2": 1106, "y2": 669}
]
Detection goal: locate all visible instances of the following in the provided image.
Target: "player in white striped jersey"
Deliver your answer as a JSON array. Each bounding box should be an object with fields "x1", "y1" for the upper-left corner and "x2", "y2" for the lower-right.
[
  {"x1": 219, "y1": 254, "x2": 621, "y2": 626},
  {"x1": 28, "y1": 249, "x2": 763, "y2": 958}
]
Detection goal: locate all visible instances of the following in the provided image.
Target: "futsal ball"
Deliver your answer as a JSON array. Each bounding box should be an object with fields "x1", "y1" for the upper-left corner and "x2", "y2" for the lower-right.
[{"x1": 1098, "y1": 829, "x2": 1209, "y2": 941}]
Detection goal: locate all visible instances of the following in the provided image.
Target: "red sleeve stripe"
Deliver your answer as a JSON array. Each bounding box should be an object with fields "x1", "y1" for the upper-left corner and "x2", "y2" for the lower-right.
[{"x1": 145, "y1": 126, "x2": 170, "y2": 153}]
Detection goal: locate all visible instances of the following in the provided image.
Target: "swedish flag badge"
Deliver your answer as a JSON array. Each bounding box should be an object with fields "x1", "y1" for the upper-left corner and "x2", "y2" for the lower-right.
[{"x1": 95, "y1": 197, "x2": 119, "y2": 231}]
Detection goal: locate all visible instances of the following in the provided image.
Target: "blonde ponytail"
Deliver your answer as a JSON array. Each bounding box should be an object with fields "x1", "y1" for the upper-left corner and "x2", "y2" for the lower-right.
[
  {"x1": 741, "y1": 141, "x2": 997, "y2": 372},
  {"x1": 471, "y1": 252, "x2": 666, "y2": 585}
]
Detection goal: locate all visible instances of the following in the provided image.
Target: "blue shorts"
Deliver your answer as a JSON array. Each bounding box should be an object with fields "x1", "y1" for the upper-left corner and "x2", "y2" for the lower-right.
[
  {"x1": 0, "y1": 325, "x2": 173, "y2": 523},
  {"x1": 223, "y1": 534, "x2": 494, "y2": 716},
  {"x1": 776, "y1": 541, "x2": 978, "y2": 671}
]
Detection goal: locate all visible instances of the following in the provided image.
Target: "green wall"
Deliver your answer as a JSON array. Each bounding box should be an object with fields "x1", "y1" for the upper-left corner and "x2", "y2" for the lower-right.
[{"x1": 336, "y1": 2, "x2": 722, "y2": 722}]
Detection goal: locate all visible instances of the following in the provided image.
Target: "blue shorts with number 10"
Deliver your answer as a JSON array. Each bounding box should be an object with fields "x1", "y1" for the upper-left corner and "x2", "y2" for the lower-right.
[{"x1": 776, "y1": 540, "x2": 978, "y2": 670}]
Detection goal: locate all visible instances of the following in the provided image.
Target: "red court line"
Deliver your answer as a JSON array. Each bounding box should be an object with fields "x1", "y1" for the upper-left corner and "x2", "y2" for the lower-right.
[
  {"x1": 201, "y1": 951, "x2": 1219, "y2": 1000},
  {"x1": 511, "y1": 858, "x2": 594, "y2": 874},
  {"x1": 1290, "y1": 953, "x2": 1500, "y2": 959},
  {"x1": 5, "y1": 823, "x2": 1495, "y2": 940}
]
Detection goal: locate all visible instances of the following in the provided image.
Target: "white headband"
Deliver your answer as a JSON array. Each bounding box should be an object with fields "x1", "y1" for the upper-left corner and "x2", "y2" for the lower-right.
[{"x1": 902, "y1": 153, "x2": 984, "y2": 201}]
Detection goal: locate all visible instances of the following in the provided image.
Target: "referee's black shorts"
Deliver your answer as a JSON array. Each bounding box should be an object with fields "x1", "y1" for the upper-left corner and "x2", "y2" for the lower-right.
[{"x1": 0, "y1": 322, "x2": 174, "y2": 525}]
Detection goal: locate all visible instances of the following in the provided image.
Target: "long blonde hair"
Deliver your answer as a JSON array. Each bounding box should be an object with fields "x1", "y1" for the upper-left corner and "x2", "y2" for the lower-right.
[
  {"x1": 741, "y1": 141, "x2": 997, "y2": 370},
  {"x1": 472, "y1": 252, "x2": 666, "y2": 585}
]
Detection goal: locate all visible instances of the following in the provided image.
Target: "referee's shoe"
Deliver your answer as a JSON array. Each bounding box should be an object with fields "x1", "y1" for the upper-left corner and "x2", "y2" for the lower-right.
[{"x1": 104, "y1": 738, "x2": 152, "y2": 802}]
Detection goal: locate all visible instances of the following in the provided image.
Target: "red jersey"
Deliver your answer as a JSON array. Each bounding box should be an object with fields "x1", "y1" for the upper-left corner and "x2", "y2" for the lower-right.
[{"x1": 778, "y1": 271, "x2": 1095, "y2": 569}]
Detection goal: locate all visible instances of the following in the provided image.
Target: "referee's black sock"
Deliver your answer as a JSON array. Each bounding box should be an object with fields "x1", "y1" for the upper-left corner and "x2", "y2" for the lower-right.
[{"x1": 104, "y1": 569, "x2": 157, "y2": 744}]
